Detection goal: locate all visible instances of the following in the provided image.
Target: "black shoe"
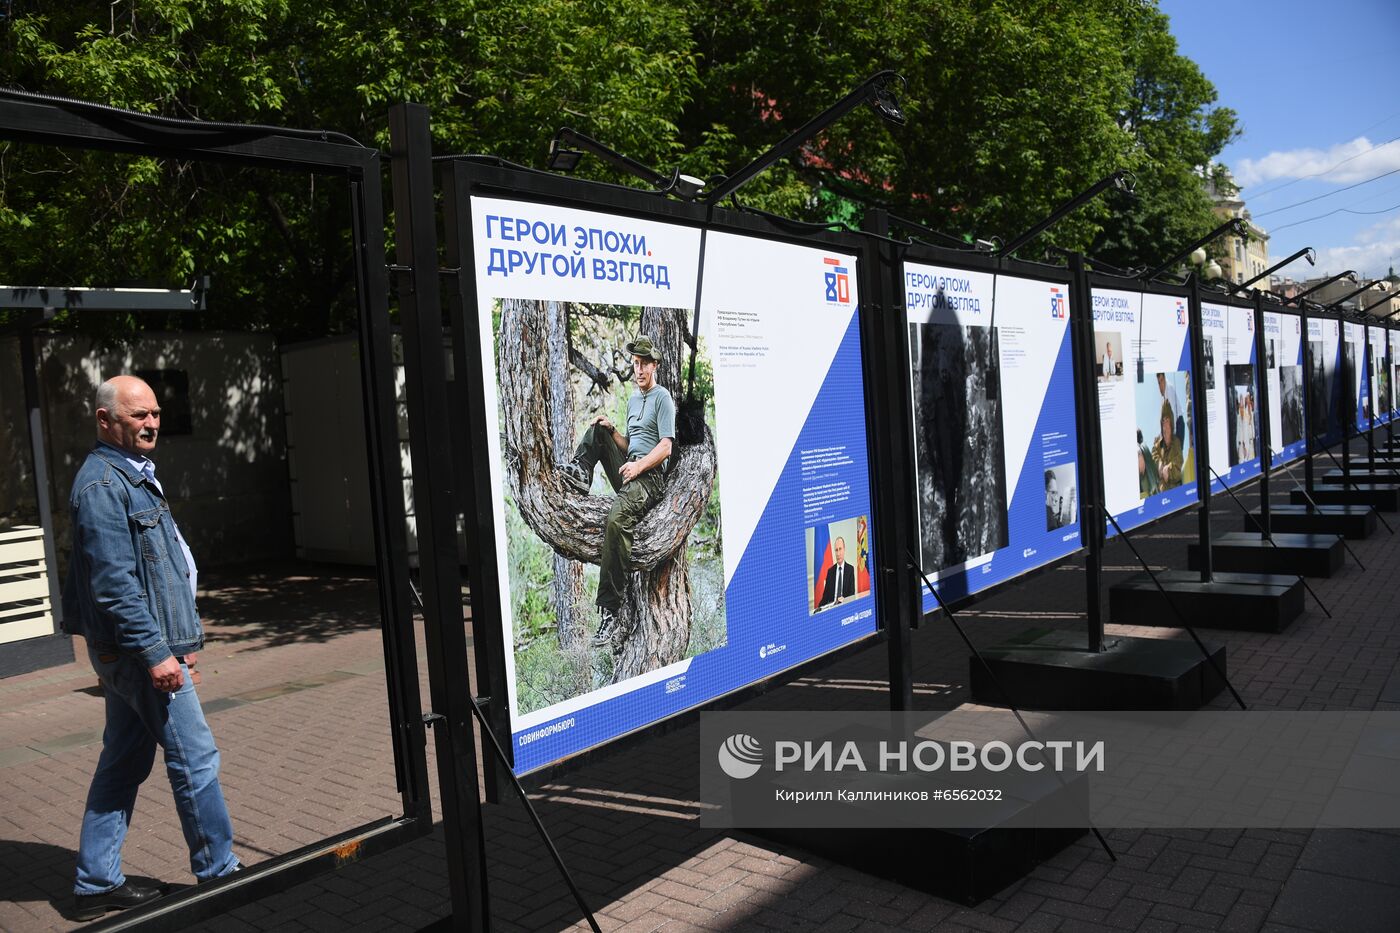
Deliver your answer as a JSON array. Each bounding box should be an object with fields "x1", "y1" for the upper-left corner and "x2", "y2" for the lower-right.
[{"x1": 72, "y1": 881, "x2": 163, "y2": 921}]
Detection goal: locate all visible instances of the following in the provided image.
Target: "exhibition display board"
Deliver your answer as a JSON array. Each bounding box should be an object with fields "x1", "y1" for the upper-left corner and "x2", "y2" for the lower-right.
[
  {"x1": 1202, "y1": 299, "x2": 1261, "y2": 492},
  {"x1": 1343, "y1": 320, "x2": 1367, "y2": 432},
  {"x1": 902, "y1": 262, "x2": 1082, "y2": 608},
  {"x1": 1307, "y1": 314, "x2": 1344, "y2": 446},
  {"x1": 1368, "y1": 324, "x2": 1391, "y2": 425},
  {"x1": 1091, "y1": 287, "x2": 1198, "y2": 534},
  {"x1": 1391, "y1": 328, "x2": 1400, "y2": 419},
  {"x1": 466, "y1": 194, "x2": 879, "y2": 773},
  {"x1": 1264, "y1": 308, "x2": 1307, "y2": 466}
]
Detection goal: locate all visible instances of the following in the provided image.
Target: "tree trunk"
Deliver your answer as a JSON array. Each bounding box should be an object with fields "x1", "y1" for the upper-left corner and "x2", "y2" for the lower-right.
[
  {"x1": 498, "y1": 300, "x2": 715, "y2": 684},
  {"x1": 545, "y1": 301, "x2": 586, "y2": 650}
]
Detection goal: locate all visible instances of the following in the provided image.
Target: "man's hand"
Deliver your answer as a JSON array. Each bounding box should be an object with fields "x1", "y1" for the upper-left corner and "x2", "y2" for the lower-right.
[
  {"x1": 186, "y1": 652, "x2": 201, "y2": 686},
  {"x1": 593, "y1": 415, "x2": 614, "y2": 433},
  {"x1": 149, "y1": 656, "x2": 184, "y2": 692},
  {"x1": 619, "y1": 460, "x2": 641, "y2": 483}
]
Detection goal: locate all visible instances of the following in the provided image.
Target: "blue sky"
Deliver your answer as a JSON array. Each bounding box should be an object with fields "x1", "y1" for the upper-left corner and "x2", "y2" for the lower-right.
[{"x1": 1158, "y1": 0, "x2": 1400, "y2": 282}]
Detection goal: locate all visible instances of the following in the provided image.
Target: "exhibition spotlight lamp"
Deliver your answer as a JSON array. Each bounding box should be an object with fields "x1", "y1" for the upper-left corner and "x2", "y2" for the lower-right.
[
  {"x1": 1362, "y1": 283, "x2": 1400, "y2": 317},
  {"x1": 996, "y1": 169, "x2": 1136, "y2": 259},
  {"x1": 702, "y1": 70, "x2": 907, "y2": 206},
  {"x1": 1226, "y1": 246, "x2": 1316, "y2": 296},
  {"x1": 547, "y1": 127, "x2": 707, "y2": 199},
  {"x1": 1140, "y1": 217, "x2": 1249, "y2": 283},
  {"x1": 1323, "y1": 279, "x2": 1384, "y2": 312},
  {"x1": 1285, "y1": 270, "x2": 1357, "y2": 306}
]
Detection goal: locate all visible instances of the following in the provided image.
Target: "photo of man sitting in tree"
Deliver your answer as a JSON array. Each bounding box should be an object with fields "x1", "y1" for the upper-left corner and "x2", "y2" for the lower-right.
[{"x1": 494, "y1": 297, "x2": 727, "y2": 716}]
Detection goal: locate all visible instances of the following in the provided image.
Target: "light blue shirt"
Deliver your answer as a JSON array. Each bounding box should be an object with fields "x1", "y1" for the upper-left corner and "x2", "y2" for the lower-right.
[{"x1": 102, "y1": 443, "x2": 199, "y2": 605}]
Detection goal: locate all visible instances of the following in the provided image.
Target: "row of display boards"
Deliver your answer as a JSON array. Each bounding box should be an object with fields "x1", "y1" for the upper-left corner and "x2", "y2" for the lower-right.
[{"x1": 444, "y1": 160, "x2": 1397, "y2": 778}]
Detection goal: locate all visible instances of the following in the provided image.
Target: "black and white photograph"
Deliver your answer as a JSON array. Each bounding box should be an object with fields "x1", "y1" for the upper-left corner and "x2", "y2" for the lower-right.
[
  {"x1": 1344, "y1": 340, "x2": 1358, "y2": 426},
  {"x1": 1201, "y1": 336, "x2": 1216, "y2": 390},
  {"x1": 1266, "y1": 338, "x2": 1276, "y2": 370},
  {"x1": 1280, "y1": 365, "x2": 1304, "y2": 447},
  {"x1": 908, "y1": 318, "x2": 1010, "y2": 575},
  {"x1": 1225, "y1": 363, "x2": 1257, "y2": 466},
  {"x1": 1044, "y1": 463, "x2": 1077, "y2": 531},
  {"x1": 1308, "y1": 339, "x2": 1331, "y2": 436}
]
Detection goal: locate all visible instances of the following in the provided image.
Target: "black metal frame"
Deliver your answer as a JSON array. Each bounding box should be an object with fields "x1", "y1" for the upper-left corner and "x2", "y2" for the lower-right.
[
  {"x1": 881, "y1": 236, "x2": 1097, "y2": 633},
  {"x1": 437, "y1": 155, "x2": 914, "y2": 789},
  {"x1": 0, "y1": 94, "x2": 434, "y2": 930}
]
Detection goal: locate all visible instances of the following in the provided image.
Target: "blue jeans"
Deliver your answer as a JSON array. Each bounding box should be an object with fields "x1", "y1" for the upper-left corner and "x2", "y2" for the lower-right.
[{"x1": 74, "y1": 647, "x2": 238, "y2": 894}]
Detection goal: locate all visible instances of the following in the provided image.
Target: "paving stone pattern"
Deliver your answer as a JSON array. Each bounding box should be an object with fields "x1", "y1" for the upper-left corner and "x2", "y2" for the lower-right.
[{"x1": 4, "y1": 446, "x2": 1400, "y2": 931}]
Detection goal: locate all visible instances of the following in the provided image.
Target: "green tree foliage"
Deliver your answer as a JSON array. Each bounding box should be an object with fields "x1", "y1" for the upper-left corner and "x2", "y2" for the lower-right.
[
  {"x1": 0, "y1": 0, "x2": 698, "y2": 338},
  {"x1": 0, "y1": 1, "x2": 1236, "y2": 339},
  {"x1": 681, "y1": 0, "x2": 1238, "y2": 266}
]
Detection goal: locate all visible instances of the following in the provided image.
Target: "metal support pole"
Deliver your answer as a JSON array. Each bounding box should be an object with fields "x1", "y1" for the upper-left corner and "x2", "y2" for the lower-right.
[
  {"x1": 1069, "y1": 255, "x2": 1107, "y2": 651},
  {"x1": 17, "y1": 326, "x2": 63, "y2": 630},
  {"x1": 863, "y1": 208, "x2": 915, "y2": 709},
  {"x1": 1300, "y1": 303, "x2": 1317, "y2": 496},
  {"x1": 388, "y1": 102, "x2": 490, "y2": 933},
  {"x1": 1252, "y1": 293, "x2": 1272, "y2": 540},
  {"x1": 1188, "y1": 276, "x2": 1214, "y2": 581},
  {"x1": 440, "y1": 164, "x2": 515, "y2": 803},
  {"x1": 1343, "y1": 323, "x2": 1353, "y2": 480}
]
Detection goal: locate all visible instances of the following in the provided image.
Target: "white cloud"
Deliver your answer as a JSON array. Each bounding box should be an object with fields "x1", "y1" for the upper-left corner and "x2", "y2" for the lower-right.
[
  {"x1": 1235, "y1": 136, "x2": 1400, "y2": 188},
  {"x1": 1314, "y1": 216, "x2": 1400, "y2": 280}
]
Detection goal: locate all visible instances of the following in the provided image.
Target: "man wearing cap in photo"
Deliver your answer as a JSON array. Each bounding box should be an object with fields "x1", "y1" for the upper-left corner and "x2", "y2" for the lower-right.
[
  {"x1": 1151, "y1": 399, "x2": 1184, "y2": 489},
  {"x1": 560, "y1": 334, "x2": 676, "y2": 642}
]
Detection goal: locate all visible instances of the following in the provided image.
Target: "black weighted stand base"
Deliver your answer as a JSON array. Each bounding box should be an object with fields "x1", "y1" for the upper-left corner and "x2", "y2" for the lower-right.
[
  {"x1": 968, "y1": 630, "x2": 1226, "y2": 710},
  {"x1": 1108, "y1": 570, "x2": 1305, "y2": 633},
  {"x1": 1292, "y1": 484, "x2": 1400, "y2": 511},
  {"x1": 1323, "y1": 469, "x2": 1400, "y2": 483},
  {"x1": 748, "y1": 779, "x2": 1088, "y2": 906},
  {"x1": 1243, "y1": 504, "x2": 1378, "y2": 539},
  {"x1": 1186, "y1": 532, "x2": 1344, "y2": 578}
]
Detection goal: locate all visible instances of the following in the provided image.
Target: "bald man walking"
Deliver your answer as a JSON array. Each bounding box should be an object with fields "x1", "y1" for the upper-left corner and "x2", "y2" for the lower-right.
[{"x1": 61, "y1": 375, "x2": 240, "y2": 920}]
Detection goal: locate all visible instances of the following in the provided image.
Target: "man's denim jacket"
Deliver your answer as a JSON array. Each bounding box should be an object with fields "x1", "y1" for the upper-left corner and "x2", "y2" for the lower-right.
[{"x1": 61, "y1": 444, "x2": 202, "y2": 666}]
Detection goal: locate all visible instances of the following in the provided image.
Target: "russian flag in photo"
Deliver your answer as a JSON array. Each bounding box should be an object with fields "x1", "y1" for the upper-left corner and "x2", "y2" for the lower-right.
[
  {"x1": 857, "y1": 516, "x2": 871, "y2": 594},
  {"x1": 811, "y1": 523, "x2": 833, "y2": 611}
]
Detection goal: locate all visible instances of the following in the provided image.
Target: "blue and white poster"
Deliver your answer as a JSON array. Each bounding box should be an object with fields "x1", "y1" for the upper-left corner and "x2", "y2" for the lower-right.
[
  {"x1": 1307, "y1": 316, "x2": 1343, "y2": 445},
  {"x1": 904, "y1": 264, "x2": 1081, "y2": 609},
  {"x1": 469, "y1": 196, "x2": 876, "y2": 773},
  {"x1": 1093, "y1": 288, "x2": 1198, "y2": 534},
  {"x1": 1264, "y1": 309, "x2": 1306, "y2": 466},
  {"x1": 1203, "y1": 301, "x2": 1261, "y2": 492}
]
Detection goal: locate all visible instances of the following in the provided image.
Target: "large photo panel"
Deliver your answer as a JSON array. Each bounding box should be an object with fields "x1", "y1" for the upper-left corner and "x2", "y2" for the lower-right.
[
  {"x1": 1265, "y1": 309, "x2": 1307, "y2": 466},
  {"x1": 1308, "y1": 316, "x2": 1343, "y2": 445},
  {"x1": 1368, "y1": 324, "x2": 1390, "y2": 426},
  {"x1": 470, "y1": 195, "x2": 877, "y2": 773},
  {"x1": 1092, "y1": 288, "x2": 1198, "y2": 534},
  {"x1": 1202, "y1": 301, "x2": 1261, "y2": 492},
  {"x1": 1345, "y1": 321, "x2": 1367, "y2": 432},
  {"x1": 904, "y1": 263, "x2": 1082, "y2": 608},
  {"x1": 1391, "y1": 328, "x2": 1400, "y2": 420}
]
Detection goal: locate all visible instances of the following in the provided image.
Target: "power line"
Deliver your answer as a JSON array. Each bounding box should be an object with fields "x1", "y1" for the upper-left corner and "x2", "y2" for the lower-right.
[
  {"x1": 1246, "y1": 130, "x2": 1400, "y2": 201},
  {"x1": 1253, "y1": 166, "x2": 1400, "y2": 219},
  {"x1": 1268, "y1": 200, "x2": 1400, "y2": 234}
]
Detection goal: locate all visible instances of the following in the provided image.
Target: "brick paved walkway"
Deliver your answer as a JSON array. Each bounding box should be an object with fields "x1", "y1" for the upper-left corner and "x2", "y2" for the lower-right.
[{"x1": 4, "y1": 446, "x2": 1400, "y2": 932}]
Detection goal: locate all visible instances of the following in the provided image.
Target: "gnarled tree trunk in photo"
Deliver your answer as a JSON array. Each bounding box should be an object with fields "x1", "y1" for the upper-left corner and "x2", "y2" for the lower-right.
[
  {"x1": 499, "y1": 299, "x2": 715, "y2": 683},
  {"x1": 544, "y1": 301, "x2": 586, "y2": 650}
]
